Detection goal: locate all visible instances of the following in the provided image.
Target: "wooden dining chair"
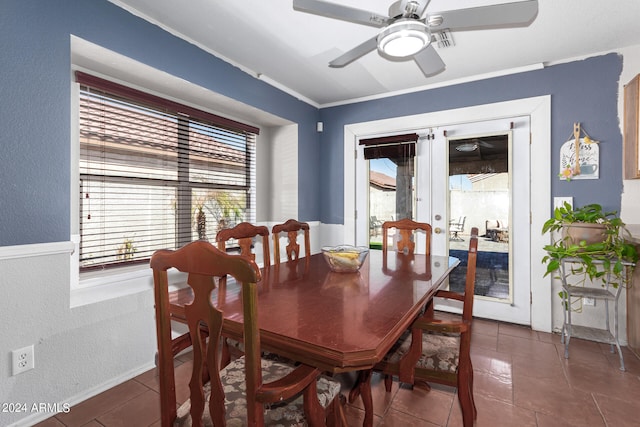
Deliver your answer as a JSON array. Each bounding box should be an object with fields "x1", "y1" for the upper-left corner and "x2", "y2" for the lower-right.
[
  {"x1": 347, "y1": 218, "x2": 433, "y2": 413},
  {"x1": 272, "y1": 219, "x2": 311, "y2": 264},
  {"x1": 151, "y1": 240, "x2": 345, "y2": 427},
  {"x1": 166, "y1": 222, "x2": 270, "y2": 362},
  {"x1": 216, "y1": 221, "x2": 271, "y2": 267},
  {"x1": 216, "y1": 222, "x2": 272, "y2": 366},
  {"x1": 377, "y1": 227, "x2": 480, "y2": 427},
  {"x1": 382, "y1": 218, "x2": 432, "y2": 257}
]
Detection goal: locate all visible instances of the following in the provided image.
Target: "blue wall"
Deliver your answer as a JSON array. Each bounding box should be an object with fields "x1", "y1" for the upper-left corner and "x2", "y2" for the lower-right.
[
  {"x1": 0, "y1": 0, "x2": 626, "y2": 245},
  {"x1": 0, "y1": 0, "x2": 320, "y2": 246},
  {"x1": 318, "y1": 54, "x2": 624, "y2": 225}
]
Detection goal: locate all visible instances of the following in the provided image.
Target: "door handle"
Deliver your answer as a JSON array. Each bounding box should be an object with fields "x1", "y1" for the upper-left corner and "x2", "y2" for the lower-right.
[{"x1": 434, "y1": 227, "x2": 442, "y2": 234}]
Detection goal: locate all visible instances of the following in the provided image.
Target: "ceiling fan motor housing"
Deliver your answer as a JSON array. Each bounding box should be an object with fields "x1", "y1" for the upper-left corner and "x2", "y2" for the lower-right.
[{"x1": 388, "y1": 0, "x2": 421, "y2": 19}]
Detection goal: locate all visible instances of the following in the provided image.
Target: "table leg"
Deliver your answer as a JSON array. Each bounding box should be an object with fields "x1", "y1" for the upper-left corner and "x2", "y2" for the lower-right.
[{"x1": 348, "y1": 370, "x2": 374, "y2": 427}]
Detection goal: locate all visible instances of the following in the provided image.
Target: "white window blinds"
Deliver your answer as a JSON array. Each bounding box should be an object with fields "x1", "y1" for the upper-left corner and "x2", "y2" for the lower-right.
[{"x1": 77, "y1": 73, "x2": 257, "y2": 270}]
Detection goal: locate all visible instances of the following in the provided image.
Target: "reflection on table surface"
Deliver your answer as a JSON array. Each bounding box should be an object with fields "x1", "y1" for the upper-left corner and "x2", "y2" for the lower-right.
[{"x1": 169, "y1": 250, "x2": 459, "y2": 372}]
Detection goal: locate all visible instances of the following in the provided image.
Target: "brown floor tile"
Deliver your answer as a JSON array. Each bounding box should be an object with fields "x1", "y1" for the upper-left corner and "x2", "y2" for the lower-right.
[
  {"x1": 592, "y1": 392, "x2": 640, "y2": 427},
  {"x1": 559, "y1": 344, "x2": 611, "y2": 366},
  {"x1": 535, "y1": 330, "x2": 562, "y2": 344},
  {"x1": 471, "y1": 330, "x2": 498, "y2": 351},
  {"x1": 96, "y1": 389, "x2": 160, "y2": 426},
  {"x1": 379, "y1": 407, "x2": 440, "y2": 426},
  {"x1": 32, "y1": 417, "x2": 66, "y2": 427},
  {"x1": 448, "y1": 394, "x2": 537, "y2": 427},
  {"x1": 559, "y1": 335, "x2": 613, "y2": 364},
  {"x1": 498, "y1": 322, "x2": 539, "y2": 340},
  {"x1": 473, "y1": 370, "x2": 513, "y2": 404},
  {"x1": 535, "y1": 410, "x2": 605, "y2": 427},
  {"x1": 173, "y1": 359, "x2": 195, "y2": 404},
  {"x1": 603, "y1": 346, "x2": 640, "y2": 373},
  {"x1": 497, "y1": 333, "x2": 560, "y2": 361},
  {"x1": 54, "y1": 380, "x2": 149, "y2": 427},
  {"x1": 596, "y1": 339, "x2": 636, "y2": 357},
  {"x1": 471, "y1": 346, "x2": 512, "y2": 378},
  {"x1": 563, "y1": 335, "x2": 604, "y2": 353},
  {"x1": 562, "y1": 358, "x2": 640, "y2": 399},
  {"x1": 514, "y1": 373, "x2": 605, "y2": 425},
  {"x1": 389, "y1": 384, "x2": 454, "y2": 426},
  {"x1": 176, "y1": 350, "x2": 193, "y2": 363},
  {"x1": 342, "y1": 404, "x2": 381, "y2": 427},
  {"x1": 472, "y1": 318, "x2": 499, "y2": 337},
  {"x1": 344, "y1": 372, "x2": 399, "y2": 418},
  {"x1": 511, "y1": 352, "x2": 565, "y2": 380},
  {"x1": 134, "y1": 366, "x2": 159, "y2": 390}
]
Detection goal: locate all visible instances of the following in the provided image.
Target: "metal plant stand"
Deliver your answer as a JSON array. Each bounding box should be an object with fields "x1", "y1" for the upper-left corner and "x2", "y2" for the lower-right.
[{"x1": 560, "y1": 257, "x2": 635, "y2": 371}]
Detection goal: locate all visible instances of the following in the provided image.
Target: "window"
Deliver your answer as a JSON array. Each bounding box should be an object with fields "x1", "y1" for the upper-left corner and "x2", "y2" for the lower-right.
[
  {"x1": 360, "y1": 133, "x2": 418, "y2": 228},
  {"x1": 76, "y1": 72, "x2": 258, "y2": 270}
]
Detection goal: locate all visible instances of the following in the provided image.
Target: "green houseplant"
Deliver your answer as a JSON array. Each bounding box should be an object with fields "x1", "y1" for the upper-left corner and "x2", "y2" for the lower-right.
[{"x1": 542, "y1": 202, "x2": 638, "y2": 288}]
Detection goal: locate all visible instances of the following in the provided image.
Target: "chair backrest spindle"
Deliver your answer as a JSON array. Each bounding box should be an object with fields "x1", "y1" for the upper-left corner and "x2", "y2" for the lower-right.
[
  {"x1": 216, "y1": 221, "x2": 271, "y2": 267},
  {"x1": 272, "y1": 219, "x2": 311, "y2": 264},
  {"x1": 382, "y1": 218, "x2": 432, "y2": 257}
]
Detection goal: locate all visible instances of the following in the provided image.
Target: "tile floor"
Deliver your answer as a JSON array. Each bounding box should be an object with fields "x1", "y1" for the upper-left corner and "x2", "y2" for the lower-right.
[{"x1": 35, "y1": 318, "x2": 640, "y2": 427}]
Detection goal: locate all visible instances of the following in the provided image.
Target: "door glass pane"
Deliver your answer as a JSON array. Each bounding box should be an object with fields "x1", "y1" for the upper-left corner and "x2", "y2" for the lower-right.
[
  {"x1": 447, "y1": 134, "x2": 511, "y2": 301},
  {"x1": 368, "y1": 150, "x2": 416, "y2": 249}
]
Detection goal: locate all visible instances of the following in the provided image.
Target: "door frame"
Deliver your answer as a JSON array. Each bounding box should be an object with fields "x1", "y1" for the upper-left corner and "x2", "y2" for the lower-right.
[{"x1": 342, "y1": 96, "x2": 551, "y2": 332}]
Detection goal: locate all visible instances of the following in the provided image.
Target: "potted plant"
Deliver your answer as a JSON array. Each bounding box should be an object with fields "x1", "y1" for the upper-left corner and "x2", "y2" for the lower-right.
[{"x1": 542, "y1": 202, "x2": 638, "y2": 288}]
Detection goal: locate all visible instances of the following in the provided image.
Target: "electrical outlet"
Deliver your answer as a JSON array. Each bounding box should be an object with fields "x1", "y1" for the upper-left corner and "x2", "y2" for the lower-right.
[
  {"x1": 12, "y1": 345, "x2": 34, "y2": 375},
  {"x1": 583, "y1": 297, "x2": 596, "y2": 307}
]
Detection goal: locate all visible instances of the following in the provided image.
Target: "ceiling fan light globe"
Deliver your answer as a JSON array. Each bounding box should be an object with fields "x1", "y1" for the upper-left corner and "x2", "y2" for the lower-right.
[
  {"x1": 377, "y1": 20, "x2": 430, "y2": 58},
  {"x1": 455, "y1": 142, "x2": 478, "y2": 152},
  {"x1": 379, "y1": 33, "x2": 427, "y2": 57}
]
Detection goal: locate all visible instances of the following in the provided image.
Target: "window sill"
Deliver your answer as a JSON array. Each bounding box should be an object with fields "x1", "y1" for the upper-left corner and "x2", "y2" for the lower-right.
[{"x1": 71, "y1": 263, "x2": 186, "y2": 308}]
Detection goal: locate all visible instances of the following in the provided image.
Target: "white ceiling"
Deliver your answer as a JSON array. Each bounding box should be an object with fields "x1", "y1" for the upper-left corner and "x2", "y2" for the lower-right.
[{"x1": 109, "y1": 0, "x2": 640, "y2": 107}]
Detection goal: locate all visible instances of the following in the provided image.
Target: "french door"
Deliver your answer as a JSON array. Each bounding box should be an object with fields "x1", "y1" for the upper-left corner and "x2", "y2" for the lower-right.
[
  {"x1": 356, "y1": 116, "x2": 531, "y2": 325},
  {"x1": 426, "y1": 117, "x2": 531, "y2": 324}
]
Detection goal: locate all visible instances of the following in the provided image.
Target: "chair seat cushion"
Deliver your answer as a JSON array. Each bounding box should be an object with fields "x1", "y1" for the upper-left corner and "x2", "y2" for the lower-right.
[
  {"x1": 175, "y1": 357, "x2": 341, "y2": 426},
  {"x1": 227, "y1": 337, "x2": 244, "y2": 352},
  {"x1": 386, "y1": 331, "x2": 460, "y2": 374}
]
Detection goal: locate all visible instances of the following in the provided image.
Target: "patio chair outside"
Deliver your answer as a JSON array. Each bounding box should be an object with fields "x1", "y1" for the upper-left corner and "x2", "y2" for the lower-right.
[{"x1": 449, "y1": 216, "x2": 466, "y2": 241}]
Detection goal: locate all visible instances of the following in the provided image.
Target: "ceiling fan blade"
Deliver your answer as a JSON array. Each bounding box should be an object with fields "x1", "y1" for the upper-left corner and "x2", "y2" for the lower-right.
[
  {"x1": 293, "y1": 0, "x2": 389, "y2": 28},
  {"x1": 329, "y1": 36, "x2": 378, "y2": 68},
  {"x1": 426, "y1": 0, "x2": 538, "y2": 31},
  {"x1": 413, "y1": 44, "x2": 445, "y2": 77},
  {"x1": 477, "y1": 140, "x2": 495, "y2": 148}
]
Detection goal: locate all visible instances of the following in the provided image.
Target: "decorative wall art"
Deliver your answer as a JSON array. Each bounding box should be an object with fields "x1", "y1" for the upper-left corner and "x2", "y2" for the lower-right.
[
  {"x1": 623, "y1": 73, "x2": 640, "y2": 179},
  {"x1": 559, "y1": 122, "x2": 600, "y2": 181}
]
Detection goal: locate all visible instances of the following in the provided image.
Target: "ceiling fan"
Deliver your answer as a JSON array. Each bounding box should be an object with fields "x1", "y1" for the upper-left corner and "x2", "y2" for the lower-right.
[
  {"x1": 454, "y1": 138, "x2": 495, "y2": 152},
  {"x1": 292, "y1": 0, "x2": 539, "y2": 77}
]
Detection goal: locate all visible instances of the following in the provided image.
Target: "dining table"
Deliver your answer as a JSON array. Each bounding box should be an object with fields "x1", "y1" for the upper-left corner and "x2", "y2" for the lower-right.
[{"x1": 168, "y1": 249, "x2": 459, "y2": 427}]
